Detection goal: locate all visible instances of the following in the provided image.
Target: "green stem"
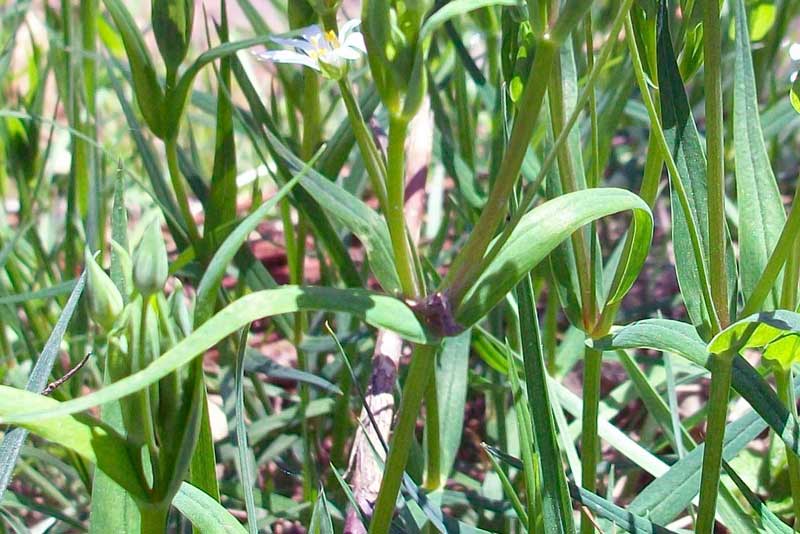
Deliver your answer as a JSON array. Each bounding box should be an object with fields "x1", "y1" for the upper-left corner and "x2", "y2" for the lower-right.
[
  {"x1": 295, "y1": 69, "x2": 321, "y2": 504},
  {"x1": 585, "y1": 13, "x2": 600, "y2": 332},
  {"x1": 580, "y1": 346, "x2": 602, "y2": 534},
  {"x1": 704, "y1": 0, "x2": 728, "y2": 330},
  {"x1": 775, "y1": 367, "x2": 800, "y2": 531},
  {"x1": 548, "y1": 52, "x2": 595, "y2": 329},
  {"x1": 466, "y1": 0, "x2": 633, "y2": 300},
  {"x1": 625, "y1": 14, "x2": 720, "y2": 334},
  {"x1": 138, "y1": 297, "x2": 158, "y2": 463},
  {"x1": 386, "y1": 116, "x2": 419, "y2": 297},
  {"x1": 338, "y1": 79, "x2": 388, "y2": 209},
  {"x1": 424, "y1": 374, "x2": 441, "y2": 490},
  {"x1": 302, "y1": 72, "x2": 321, "y2": 159},
  {"x1": 584, "y1": 15, "x2": 599, "y2": 190},
  {"x1": 369, "y1": 344, "x2": 437, "y2": 534},
  {"x1": 782, "y1": 232, "x2": 800, "y2": 310},
  {"x1": 595, "y1": 92, "x2": 663, "y2": 334},
  {"x1": 695, "y1": 353, "x2": 733, "y2": 534},
  {"x1": 139, "y1": 502, "x2": 169, "y2": 534},
  {"x1": 164, "y1": 137, "x2": 201, "y2": 244},
  {"x1": 442, "y1": 39, "x2": 558, "y2": 304}
]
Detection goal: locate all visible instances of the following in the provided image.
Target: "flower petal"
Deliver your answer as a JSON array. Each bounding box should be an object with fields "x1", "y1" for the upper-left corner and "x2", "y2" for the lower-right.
[
  {"x1": 342, "y1": 32, "x2": 366, "y2": 54},
  {"x1": 271, "y1": 36, "x2": 315, "y2": 53},
  {"x1": 339, "y1": 19, "x2": 361, "y2": 37},
  {"x1": 336, "y1": 46, "x2": 362, "y2": 60},
  {"x1": 299, "y1": 24, "x2": 324, "y2": 39},
  {"x1": 256, "y1": 50, "x2": 320, "y2": 71}
]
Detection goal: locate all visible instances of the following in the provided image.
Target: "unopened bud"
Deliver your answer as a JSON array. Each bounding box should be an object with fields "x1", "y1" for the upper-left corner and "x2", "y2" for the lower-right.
[
  {"x1": 85, "y1": 250, "x2": 124, "y2": 331},
  {"x1": 133, "y1": 219, "x2": 169, "y2": 297}
]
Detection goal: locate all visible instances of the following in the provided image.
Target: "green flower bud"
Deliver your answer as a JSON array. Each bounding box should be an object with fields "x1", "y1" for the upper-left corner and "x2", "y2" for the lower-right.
[
  {"x1": 362, "y1": 0, "x2": 432, "y2": 120},
  {"x1": 152, "y1": 0, "x2": 195, "y2": 77},
  {"x1": 168, "y1": 280, "x2": 193, "y2": 338},
  {"x1": 133, "y1": 219, "x2": 169, "y2": 297},
  {"x1": 85, "y1": 250, "x2": 124, "y2": 331},
  {"x1": 110, "y1": 239, "x2": 133, "y2": 301}
]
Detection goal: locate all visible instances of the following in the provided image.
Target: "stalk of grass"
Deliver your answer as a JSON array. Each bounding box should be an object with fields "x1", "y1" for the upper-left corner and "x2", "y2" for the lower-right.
[
  {"x1": 703, "y1": 0, "x2": 728, "y2": 329},
  {"x1": 579, "y1": 346, "x2": 602, "y2": 534},
  {"x1": 385, "y1": 115, "x2": 420, "y2": 298},
  {"x1": 695, "y1": 352, "x2": 734, "y2": 534}
]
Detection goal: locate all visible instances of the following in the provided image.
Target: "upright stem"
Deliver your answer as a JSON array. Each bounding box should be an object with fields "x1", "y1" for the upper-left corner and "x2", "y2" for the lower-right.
[
  {"x1": 424, "y1": 375, "x2": 441, "y2": 490},
  {"x1": 442, "y1": 39, "x2": 558, "y2": 304},
  {"x1": 775, "y1": 367, "x2": 800, "y2": 531},
  {"x1": 585, "y1": 13, "x2": 600, "y2": 332},
  {"x1": 296, "y1": 69, "x2": 320, "y2": 503},
  {"x1": 704, "y1": 0, "x2": 729, "y2": 329},
  {"x1": 369, "y1": 344, "x2": 436, "y2": 534},
  {"x1": 164, "y1": 137, "x2": 201, "y2": 244},
  {"x1": 338, "y1": 79, "x2": 388, "y2": 209},
  {"x1": 138, "y1": 502, "x2": 169, "y2": 534},
  {"x1": 386, "y1": 116, "x2": 419, "y2": 297},
  {"x1": 548, "y1": 53, "x2": 595, "y2": 329},
  {"x1": 579, "y1": 346, "x2": 602, "y2": 534},
  {"x1": 468, "y1": 0, "x2": 633, "y2": 305},
  {"x1": 695, "y1": 353, "x2": 733, "y2": 534},
  {"x1": 138, "y1": 297, "x2": 158, "y2": 462}
]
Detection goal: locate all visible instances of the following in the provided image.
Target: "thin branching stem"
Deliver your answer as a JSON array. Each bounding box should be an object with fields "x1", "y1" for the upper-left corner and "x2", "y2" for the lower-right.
[{"x1": 705, "y1": 0, "x2": 729, "y2": 330}]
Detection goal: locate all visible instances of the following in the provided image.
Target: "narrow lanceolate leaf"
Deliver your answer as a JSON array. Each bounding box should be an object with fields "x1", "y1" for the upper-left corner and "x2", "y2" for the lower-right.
[
  {"x1": 205, "y1": 2, "x2": 237, "y2": 248},
  {"x1": 457, "y1": 188, "x2": 652, "y2": 327},
  {"x1": 733, "y1": 0, "x2": 786, "y2": 307},
  {"x1": 0, "y1": 388, "x2": 145, "y2": 501},
  {"x1": 0, "y1": 272, "x2": 85, "y2": 502},
  {"x1": 486, "y1": 446, "x2": 678, "y2": 534},
  {"x1": 629, "y1": 402, "x2": 779, "y2": 524},
  {"x1": 708, "y1": 309, "x2": 800, "y2": 355},
  {"x1": 94, "y1": 174, "x2": 140, "y2": 533},
  {"x1": 308, "y1": 488, "x2": 335, "y2": 534},
  {"x1": 0, "y1": 286, "x2": 432, "y2": 425},
  {"x1": 656, "y1": 1, "x2": 735, "y2": 334},
  {"x1": 194, "y1": 172, "x2": 302, "y2": 324},
  {"x1": 260, "y1": 125, "x2": 402, "y2": 293},
  {"x1": 101, "y1": 0, "x2": 166, "y2": 137},
  {"x1": 516, "y1": 276, "x2": 575, "y2": 534},
  {"x1": 546, "y1": 38, "x2": 599, "y2": 329},
  {"x1": 173, "y1": 482, "x2": 249, "y2": 534},
  {"x1": 593, "y1": 319, "x2": 800, "y2": 457},
  {"x1": 435, "y1": 329, "x2": 471, "y2": 482}
]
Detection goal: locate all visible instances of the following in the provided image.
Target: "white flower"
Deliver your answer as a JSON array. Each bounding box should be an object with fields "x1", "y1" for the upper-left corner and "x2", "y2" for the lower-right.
[{"x1": 255, "y1": 20, "x2": 366, "y2": 79}]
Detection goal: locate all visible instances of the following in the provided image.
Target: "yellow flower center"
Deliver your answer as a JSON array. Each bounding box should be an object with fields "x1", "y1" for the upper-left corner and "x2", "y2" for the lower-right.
[
  {"x1": 306, "y1": 31, "x2": 340, "y2": 61},
  {"x1": 324, "y1": 30, "x2": 340, "y2": 48}
]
